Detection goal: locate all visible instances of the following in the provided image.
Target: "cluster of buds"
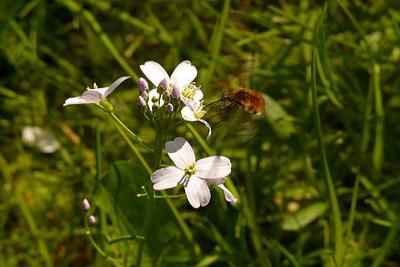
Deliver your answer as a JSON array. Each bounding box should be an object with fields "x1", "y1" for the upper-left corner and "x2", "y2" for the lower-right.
[
  {"x1": 137, "y1": 61, "x2": 211, "y2": 138},
  {"x1": 81, "y1": 198, "x2": 96, "y2": 226},
  {"x1": 137, "y1": 77, "x2": 180, "y2": 115}
]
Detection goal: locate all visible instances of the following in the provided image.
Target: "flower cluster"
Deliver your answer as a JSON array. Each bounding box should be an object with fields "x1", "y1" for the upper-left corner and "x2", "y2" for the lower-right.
[
  {"x1": 138, "y1": 61, "x2": 212, "y2": 139},
  {"x1": 63, "y1": 60, "x2": 237, "y2": 209}
]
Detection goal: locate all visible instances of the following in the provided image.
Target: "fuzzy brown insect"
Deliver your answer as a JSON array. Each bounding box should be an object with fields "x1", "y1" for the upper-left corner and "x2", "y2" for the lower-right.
[{"x1": 223, "y1": 88, "x2": 265, "y2": 115}]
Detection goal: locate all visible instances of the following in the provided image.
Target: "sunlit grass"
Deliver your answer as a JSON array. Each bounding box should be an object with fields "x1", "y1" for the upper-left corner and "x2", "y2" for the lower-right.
[{"x1": 1, "y1": 0, "x2": 400, "y2": 266}]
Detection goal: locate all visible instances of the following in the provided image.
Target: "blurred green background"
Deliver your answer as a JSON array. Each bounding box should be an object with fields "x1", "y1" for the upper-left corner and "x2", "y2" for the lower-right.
[{"x1": 1, "y1": 0, "x2": 400, "y2": 266}]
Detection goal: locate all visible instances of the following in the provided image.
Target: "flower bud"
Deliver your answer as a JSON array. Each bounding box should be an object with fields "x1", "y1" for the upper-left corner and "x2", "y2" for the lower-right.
[
  {"x1": 159, "y1": 77, "x2": 170, "y2": 89},
  {"x1": 100, "y1": 100, "x2": 114, "y2": 112},
  {"x1": 137, "y1": 96, "x2": 146, "y2": 107},
  {"x1": 81, "y1": 198, "x2": 90, "y2": 211},
  {"x1": 171, "y1": 83, "x2": 181, "y2": 98},
  {"x1": 88, "y1": 215, "x2": 96, "y2": 226},
  {"x1": 166, "y1": 103, "x2": 174, "y2": 112},
  {"x1": 141, "y1": 91, "x2": 149, "y2": 100},
  {"x1": 163, "y1": 91, "x2": 171, "y2": 98},
  {"x1": 139, "y1": 78, "x2": 148, "y2": 92}
]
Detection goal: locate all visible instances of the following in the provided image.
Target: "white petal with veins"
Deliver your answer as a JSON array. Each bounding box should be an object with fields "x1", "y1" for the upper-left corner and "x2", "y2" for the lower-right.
[
  {"x1": 151, "y1": 166, "x2": 186, "y2": 190},
  {"x1": 140, "y1": 61, "x2": 169, "y2": 87},
  {"x1": 181, "y1": 106, "x2": 197, "y2": 121},
  {"x1": 104, "y1": 76, "x2": 130, "y2": 97},
  {"x1": 196, "y1": 156, "x2": 231, "y2": 179},
  {"x1": 170, "y1": 60, "x2": 197, "y2": 88},
  {"x1": 184, "y1": 176, "x2": 211, "y2": 208},
  {"x1": 63, "y1": 90, "x2": 101, "y2": 106},
  {"x1": 218, "y1": 184, "x2": 238, "y2": 204},
  {"x1": 166, "y1": 137, "x2": 196, "y2": 169}
]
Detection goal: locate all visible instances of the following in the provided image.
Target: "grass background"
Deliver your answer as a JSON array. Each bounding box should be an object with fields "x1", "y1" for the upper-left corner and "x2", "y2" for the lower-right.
[{"x1": 1, "y1": 0, "x2": 400, "y2": 266}]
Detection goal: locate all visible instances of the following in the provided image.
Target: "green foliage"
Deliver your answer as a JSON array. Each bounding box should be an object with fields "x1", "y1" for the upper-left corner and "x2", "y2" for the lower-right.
[{"x1": 1, "y1": 0, "x2": 400, "y2": 266}]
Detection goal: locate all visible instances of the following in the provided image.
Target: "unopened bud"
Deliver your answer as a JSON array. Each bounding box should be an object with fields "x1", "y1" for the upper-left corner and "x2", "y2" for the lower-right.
[
  {"x1": 171, "y1": 84, "x2": 180, "y2": 98},
  {"x1": 100, "y1": 100, "x2": 114, "y2": 112},
  {"x1": 159, "y1": 78, "x2": 170, "y2": 89},
  {"x1": 139, "y1": 78, "x2": 148, "y2": 92},
  {"x1": 137, "y1": 96, "x2": 146, "y2": 107},
  {"x1": 163, "y1": 91, "x2": 170, "y2": 98},
  {"x1": 166, "y1": 103, "x2": 174, "y2": 112},
  {"x1": 141, "y1": 91, "x2": 149, "y2": 100},
  {"x1": 88, "y1": 215, "x2": 96, "y2": 226},
  {"x1": 81, "y1": 198, "x2": 90, "y2": 211}
]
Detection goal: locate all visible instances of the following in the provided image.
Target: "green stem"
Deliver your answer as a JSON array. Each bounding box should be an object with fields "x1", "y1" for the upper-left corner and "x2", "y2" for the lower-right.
[
  {"x1": 110, "y1": 113, "x2": 196, "y2": 255},
  {"x1": 56, "y1": 0, "x2": 138, "y2": 81},
  {"x1": 108, "y1": 235, "x2": 145, "y2": 245},
  {"x1": 136, "y1": 127, "x2": 163, "y2": 267},
  {"x1": 311, "y1": 42, "x2": 344, "y2": 265},
  {"x1": 110, "y1": 115, "x2": 152, "y2": 173},
  {"x1": 371, "y1": 214, "x2": 400, "y2": 267},
  {"x1": 84, "y1": 215, "x2": 123, "y2": 267},
  {"x1": 110, "y1": 112, "x2": 153, "y2": 150},
  {"x1": 16, "y1": 193, "x2": 53, "y2": 267}
]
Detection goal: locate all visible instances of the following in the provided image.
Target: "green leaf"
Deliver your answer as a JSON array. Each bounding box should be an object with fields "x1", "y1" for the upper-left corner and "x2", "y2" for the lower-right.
[
  {"x1": 263, "y1": 94, "x2": 297, "y2": 139},
  {"x1": 281, "y1": 201, "x2": 328, "y2": 231},
  {"x1": 94, "y1": 161, "x2": 179, "y2": 258}
]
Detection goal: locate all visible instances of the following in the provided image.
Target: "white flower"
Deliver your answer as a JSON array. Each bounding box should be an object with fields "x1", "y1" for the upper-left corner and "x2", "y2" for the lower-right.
[
  {"x1": 151, "y1": 137, "x2": 237, "y2": 208},
  {"x1": 180, "y1": 83, "x2": 204, "y2": 104},
  {"x1": 21, "y1": 126, "x2": 60, "y2": 153},
  {"x1": 140, "y1": 60, "x2": 197, "y2": 89},
  {"x1": 181, "y1": 101, "x2": 212, "y2": 139},
  {"x1": 63, "y1": 76, "x2": 130, "y2": 106},
  {"x1": 147, "y1": 89, "x2": 165, "y2": 112}
]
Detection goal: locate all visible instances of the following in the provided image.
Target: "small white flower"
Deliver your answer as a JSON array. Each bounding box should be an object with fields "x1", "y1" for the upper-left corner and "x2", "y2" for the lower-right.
[
  {"x1": 180, "y1": 83, "x2": 204, "y2": 104},
  {"x1": 181, "y1": 101, "x2": 212, "y2": 139},
  {"x1": 21, "y1": 126, "x2": 61, "y2": 153},
  {"x1": 147, "y1": 89, "x2": 165, "y2": 111},
  {"x1": 151, "y1": 137, "x2": 236, "y2": 208},
  {"x1": 63, "y1": 76, "x2": 130, "y2": 106},
  {"x1": 140, "y1": 60, "x2": 197, "y2": 90}
]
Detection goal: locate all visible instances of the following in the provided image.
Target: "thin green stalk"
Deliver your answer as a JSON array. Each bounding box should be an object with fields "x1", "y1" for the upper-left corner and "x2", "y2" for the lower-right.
[
  {"x1": 202, "y1": 0, "x2": 231, "y2": 87},
  {"x1": 312, "y1": 7, "x2": 344, "y2": 264},
  {"x1": 16, "y1": 193, "x2": 53, "y2": 267},
  {"x1": 271, "y1": 240, "x2": 302, "y2": 267},
  {"x1": 361, "y1": 77, "x2": 374, "y2": 153},
  {"x1": 343, "y1": 170, "x2": 360, "y2": 258},
  {"x1": 371, "y1": 214, "x2": 400, "y2": 267},
  {"x1": 110, "y1": 116, "x2": 152, "y2": 173},
  {"x1": 136, "y1": 128, "x2": 163, "y2": 267},
  {"x1": 110, "y1": 115, "x2": 196, "y2": 252},
  {"x1": 57, "y1": 0, "x2": 138, "y2": 81},
  {"x1": 84, "y1": 215, "x2": 123, "y2": 267},
  {"x1": 110, "y1": 112, "x2": 153, "y2": 149},
  {"x1": 108, "y1": 235, "x2": 145, "y2": 245},
  {"x1": 372, "y1": 64, "x2": 384, "y2": 174}
]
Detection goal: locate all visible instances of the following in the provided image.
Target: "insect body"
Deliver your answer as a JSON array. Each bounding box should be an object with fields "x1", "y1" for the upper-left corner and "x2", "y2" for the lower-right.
[{"x1": 223, "y1": 88, "x2": 265, "y2": 115}]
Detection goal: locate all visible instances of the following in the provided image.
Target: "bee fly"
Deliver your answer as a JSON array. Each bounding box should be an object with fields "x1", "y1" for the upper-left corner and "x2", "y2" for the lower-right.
[{"x1": 223, "y1": 88, "x2": 265, "y2": 115}]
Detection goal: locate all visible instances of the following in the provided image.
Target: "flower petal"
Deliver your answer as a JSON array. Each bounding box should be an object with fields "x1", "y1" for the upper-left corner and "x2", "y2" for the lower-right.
[
  {"x1": 218, "y1": 184, "x2": 238, "y2": 204},
  {"x1": 184, "y1": 176, "x2": 210, "y2": 208},
  {"x1": 151, "y1": 166, "x2": 185, "y2": 190},
  {"x1": 147, "y1": 89, "x2": 164, "y2": 111},
  {"x1": 166, "y1": 137, "x2": 196, "y2": 169},
  {"x1": 140, "y1": 61, "x2": 169, "y2": 87},
  {"x1": 63, "y1": 90, "x2": 101, "y2": 106},
  {"x1": 170, "y1": 60, "x2": 197, "y2": 88},
  {"x1": 195, "y1": 156, "x2": 231, "y2": 179},
  {"x1": 104, "y1": 76, "x2": 130, "y2": 97},
  {"x1": 181, "y1": 106, "x2": 197, "y2": 122},
  {"x1": 198, "y1": 119, "x2": 212, "y2": 140},
  {"x1": 193, "y1": 89, "x2": 203, "y2": 102}
]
